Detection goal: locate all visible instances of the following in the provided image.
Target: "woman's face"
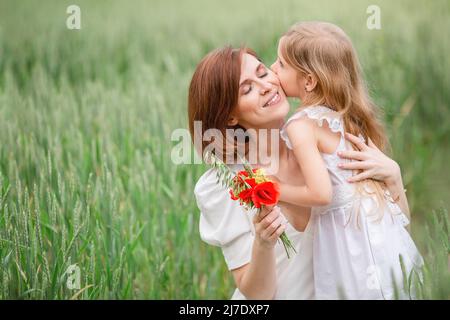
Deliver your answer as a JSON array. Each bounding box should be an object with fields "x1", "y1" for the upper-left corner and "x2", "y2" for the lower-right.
[
  {"x1": 270, "y1": 37, "x2": 303, "y2": 99},
  {"x1": 230, "y1": 53, "x2": 290, "y2": 130}
]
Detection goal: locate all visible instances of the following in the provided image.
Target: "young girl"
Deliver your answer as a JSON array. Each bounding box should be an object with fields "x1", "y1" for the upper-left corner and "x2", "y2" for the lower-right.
[{"x1": 271, "y1": 21, "x2": 423, "y2": 299}]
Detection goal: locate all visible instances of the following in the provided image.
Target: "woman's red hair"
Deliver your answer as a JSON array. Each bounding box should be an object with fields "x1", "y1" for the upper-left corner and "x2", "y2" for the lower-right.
[{"x1": 188, "y1": 46, "x2": 258, "y2": 159}]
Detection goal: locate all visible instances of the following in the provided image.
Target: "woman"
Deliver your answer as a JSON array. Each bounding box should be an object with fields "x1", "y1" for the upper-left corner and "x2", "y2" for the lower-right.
[{"x1": 188, "y1": 47, "x2": 410, "y2": 299}]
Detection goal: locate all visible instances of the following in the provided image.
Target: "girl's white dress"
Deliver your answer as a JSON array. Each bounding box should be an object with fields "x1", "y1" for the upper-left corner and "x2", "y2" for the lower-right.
[{"x1": 280, "y1": 105, "x2": 424, "y2": 300}]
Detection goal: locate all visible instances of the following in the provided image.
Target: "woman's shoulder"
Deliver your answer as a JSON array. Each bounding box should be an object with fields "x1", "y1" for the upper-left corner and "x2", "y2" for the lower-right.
[
  {"x1": 194, "y1": 168, "x2": 219, "y2": 197},
  {"x1": 194, "y1": 164, "x2": 251, "y2": 221},
  {"x1": 194, "y1": 166, "x2": 255, "y2": 270},
  {"x1": 194, "y1": 165, "x2": 241, "y2": 206},
  {"x1": 195, "y1": 169, "x2": 222, "y2": 210}
]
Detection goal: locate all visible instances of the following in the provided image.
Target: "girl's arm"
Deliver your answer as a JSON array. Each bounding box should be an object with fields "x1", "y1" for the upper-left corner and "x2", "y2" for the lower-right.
[
  {"x1": 280, "y1": 119, "x2": 333, "y2": 207},
  {"x1": 231, "y1": 206, "x2": 286, "y2": 299}
]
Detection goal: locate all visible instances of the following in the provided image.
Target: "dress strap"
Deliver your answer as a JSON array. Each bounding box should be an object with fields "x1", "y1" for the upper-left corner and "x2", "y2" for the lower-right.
[
  {"x1": 310, "y1": 105, "x2": 344, "y2": 134},
  {"x1": 280, "y1": 105, "x2": 345, "y2": 150},
  {"x1": 284, "y1": 105, "x2": 345, "y2": 133}
]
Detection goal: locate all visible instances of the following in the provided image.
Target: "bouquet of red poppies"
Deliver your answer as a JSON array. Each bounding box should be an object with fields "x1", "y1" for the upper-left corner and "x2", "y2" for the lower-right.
[{"x1": 206, "y1": 152, "x2": 296, "y2": 258}]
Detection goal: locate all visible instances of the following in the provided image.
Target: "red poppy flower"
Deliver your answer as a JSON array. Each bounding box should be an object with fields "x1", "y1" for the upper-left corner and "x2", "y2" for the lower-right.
[{"x1": 251, "y1": 181, "x2": 280, "y2": 208}]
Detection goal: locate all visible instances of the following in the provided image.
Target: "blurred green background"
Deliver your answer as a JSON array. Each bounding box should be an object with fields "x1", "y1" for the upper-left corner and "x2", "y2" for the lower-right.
[{"x1": 0, "y1": 0, "x2": 448, "y2": 299}]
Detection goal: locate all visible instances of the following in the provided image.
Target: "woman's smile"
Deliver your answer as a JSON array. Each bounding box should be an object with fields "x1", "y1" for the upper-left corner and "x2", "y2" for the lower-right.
[{"x1": 262, "y1": 90, "x2": 282, "y2": 108}]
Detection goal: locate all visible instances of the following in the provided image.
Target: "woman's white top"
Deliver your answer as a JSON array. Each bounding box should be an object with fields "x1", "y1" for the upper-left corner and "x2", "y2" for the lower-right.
[
  {"x1": 194, "y1": 165, "x2": 315, "y2": 300},
  {"x1": 280, "y1": 105, "x2": 424, "y2": 299}
]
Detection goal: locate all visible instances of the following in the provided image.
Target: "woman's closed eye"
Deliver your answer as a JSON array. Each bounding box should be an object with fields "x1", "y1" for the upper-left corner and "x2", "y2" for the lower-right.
[
  {"x1": 259, "y1": 65, "x2": 269, "y2": 78},
  {"x1": 242, "y1": 68, "x2": 269, "y2": 95},
  {"x1": 243, "y1": 84, "x2": 252, "y2": 94}
]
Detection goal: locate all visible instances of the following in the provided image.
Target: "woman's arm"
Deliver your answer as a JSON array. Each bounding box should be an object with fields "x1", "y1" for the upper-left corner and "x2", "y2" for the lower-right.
[
  {"x1": 279, "y1": 119, "x2": 333, "y2": 207},
  {"x1": 195, "y1": 172, "x2": 288, "y2": 299},
  {"x1": 337, "y1": 132, "x2": 410, "y2": 219},
  {"x1": 231, "y1": 206, "x2": 286, "y2": 300}
]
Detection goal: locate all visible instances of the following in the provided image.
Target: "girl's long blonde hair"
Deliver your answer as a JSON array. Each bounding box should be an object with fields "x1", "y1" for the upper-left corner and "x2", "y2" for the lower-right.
[{"x1": 280, "y1": 21, "x2": 391, "y2": 223}]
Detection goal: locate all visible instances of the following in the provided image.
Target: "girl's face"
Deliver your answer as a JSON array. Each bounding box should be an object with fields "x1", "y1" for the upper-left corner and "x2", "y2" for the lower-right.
[
  {"x1": 271, "y1": 37, "x2": 304, "y2": 99},
  {"x1": 230, "y1": 53, "x2": 290, "y2": 130}
]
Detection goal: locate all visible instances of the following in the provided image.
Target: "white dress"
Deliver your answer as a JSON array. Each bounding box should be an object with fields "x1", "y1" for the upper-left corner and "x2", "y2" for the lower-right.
[
  {"x1": 194, "y1": 165, "x2": 315, "y2": 300},
  {"x1": 280, "y1": 105, "x2": 424, "y2": 300}
]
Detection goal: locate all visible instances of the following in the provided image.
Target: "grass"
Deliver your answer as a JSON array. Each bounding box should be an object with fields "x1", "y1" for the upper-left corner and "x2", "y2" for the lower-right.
[{"x1": 0, "y1": 0, "x2": 449, "y2": 299}]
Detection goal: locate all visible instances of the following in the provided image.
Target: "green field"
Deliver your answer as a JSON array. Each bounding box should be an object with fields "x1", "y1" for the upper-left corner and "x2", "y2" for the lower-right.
[{"x1": 0, "y1": 0, "x2": 449, "y2": 299}]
